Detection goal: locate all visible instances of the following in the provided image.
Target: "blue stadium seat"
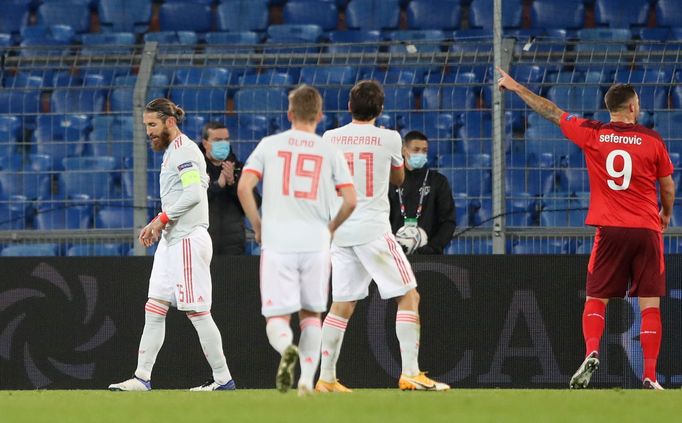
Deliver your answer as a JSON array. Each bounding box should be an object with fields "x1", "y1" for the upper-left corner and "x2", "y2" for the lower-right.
[
  {"x1": 327, "y1": 30, "x2": 381, "y2": 55},
  {"x1": 67, "y1": 243, "x2": 123, "y2": 256},
  {"x1": 18, "y1": 25, "x2": 74, "y2": 59},
  {"x1": 594, "y1": 0, "x2": 649, "y2": 28},
  {"x1": 469, "y1": 0, "x2": 522, "y2": 29},
  {"x1": 422, "y1": 72, "x2": 479, "y2": 111},
  {"x1": 656, "y1": 0, "x2": 682, "y2": 28},
  {"x1": 51, "y1": 88, "x2": 106, "y2": 114},
  {"x1": 547, "y1": 86, "x2": 603, "y2": 113},
  {"x1": 387, "y1": 30, "x2": 445, "y2": 55},
  {"x1": 34, "y1": 196, "x2": 92, "y2": 230},
  {"x1": 61, "y1": 156, "x2": 117, "y2": 199},
  {"x1": 401, "y1": 112, "x2": 454, "y2": 149},
  {"x1": 653, "y1": 112, "x2": 682, "y2": 155},
  {"x1": 456, "y1": 111, "x2": 493, "y2": 155},
  {"x1": 179, "y1": 115, "x2": 206, "y2": 142},
  {"x1": 144, "y1": 31, "x2": 198, "y2": 46},
  {"x1": 284, "y1": 1, "x2": 338, "y2": 31},
  {"x1": 110, "y1": 74, "x2": 168, "y2": 112},
  {"x1": 173, "y1": 67, "x2": 230, "y2": 87},
  {"x1": 170, "y1": 88, "x2": 228, "y2": 119},
  {"x1": 531, "y1": 0, "x2": 585, "y2": 29},
  {"x1": 407, "y1": 0, "x2": 460, "y2": 30},
  {"x1": 301, "y1": 66, "x2": 356, "y2": 112},
  {"x1": 0, "y1": 193, "x2": 31, "y2": 230},
  {"x1": 81, "y1": 32, "x2": 136, "y2": 55},
  {"x1": 98, "y1": 0, "x2": 152, "y2": 33},
  {"x1": 234, "y1": 88, "x2": 289, "y2": 114},
  {"x1": 361, "y1": 67, "x2": 424, "y2": 87},
  {"x1": 267, "y1": 24, "x2": 323, "y2": 43},
  {"x1": 613, "y1": 68, "x2": 670, "y2": 112},
  {"x1": 1, "y1": 243, "x2": 59, "y2": 257},
  {"x1": 95, "y1": 206, "x2": 133, "y2": 229},
  {"x1": 638, "y1": 28, "x2": 670, "y2": 41},
  {"x1": 216, "y1": 0, "x2": 269, "y2": 32},
  {"x1": 557, "y1": 168, "x2": 589, "y2": 194},
  {"x1": 0, "y1": 90, "x2": 41, "y2": 115},
  {"x1": 444, "y1": 169, "x2": 491, "y2": 197},
  {"x1": 37, "y1": 1, "x2": 90, "y2": 33},
  {"x1": 4, "y1": 72, "x2": 47, "y2": 89},
  {"x1": 0, "y1": 0, "x2": 29, "y2": 35},
  {"x1": 506, "y1": 165, "x2": 555, "y2": 197},
  {"x1": 345, "y1": 0, "x2": 400, "y2": 31},
  {"x1": 33, "y1": 114, "x2": 90, "y2": 169},
  {"x1": 205, "y1": 31, "x2": 260, "y2": 47},
  {"x1": 159, "y1": 2, "x2": 212, "y2": 33},
  {"x1": 239, "y1": 71, "x2": 294, "y2": 87},
  {"x1": 0, "y1": 154, "x2": 52, "y2": 200},
  {"x1": 505, "y1": 194, "x2": 538, "y2": 226},
  {"x1": 575, "y1": 29, "x2": 630, "y2": 55},
  {"x1": 540, "y1": 198, "x2": 587, "y2": 227},
  {"x1": 90, "y1": 115, "x2": 135, "y2": 163},
  {"x1": 0, "y1": 116, "x2": 21, "y2": 157},
  {"x1": 236, "y1": 114, "x2": 270, "y2": 141},
  {"x1": 382, "y1": 87, "x2": 414, "y2": 121}
]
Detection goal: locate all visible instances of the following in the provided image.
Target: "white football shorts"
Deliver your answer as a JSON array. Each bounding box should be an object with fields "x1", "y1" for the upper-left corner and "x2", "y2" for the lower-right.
[
  {"x1": 148, "y1": 227, "x2": 212, "y2": 312},
  {"x1": 259, "y1": 248, "x2": 331, "y2": 317},
  {"x1": 331, "y1": 232, "x2": 417, "y2": 302}
]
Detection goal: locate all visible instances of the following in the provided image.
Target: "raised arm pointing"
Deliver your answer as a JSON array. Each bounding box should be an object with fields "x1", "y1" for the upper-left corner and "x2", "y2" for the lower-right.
[{"x1": 497, "y1": 66, "x2": 566, "y2": 126}]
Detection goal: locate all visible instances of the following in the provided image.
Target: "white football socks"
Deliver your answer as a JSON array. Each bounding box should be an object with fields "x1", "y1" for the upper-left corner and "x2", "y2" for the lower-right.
[
  {"x1": 134, "y1": 299, "x2": 169, "y2": 381},
  {"x1": 319, "y1": 313, "x2": 348, "y2": 382},
  {"x1": 266, "y1": 317, "x2": 294, "y2": 355},
  {"x1": 298, "y1": 317, "x2": 322, "y2": 389},
  {"x1": 396, "y1": 310, "x2": 420, "y2": 376},
  {"x1": 187, "y1": 311, "x2": 232, "y2": 385}
]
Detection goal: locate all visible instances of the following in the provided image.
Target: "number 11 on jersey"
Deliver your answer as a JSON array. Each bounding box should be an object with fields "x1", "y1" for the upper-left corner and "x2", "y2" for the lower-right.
[{"x1": 344, "y1": 152, "x2": 374, "y2": 197}]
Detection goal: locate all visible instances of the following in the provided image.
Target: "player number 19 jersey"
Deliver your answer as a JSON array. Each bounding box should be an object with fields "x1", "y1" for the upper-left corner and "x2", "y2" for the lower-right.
[{"x1": 243, "y1": 129, "x2": 353, "y2": 253}]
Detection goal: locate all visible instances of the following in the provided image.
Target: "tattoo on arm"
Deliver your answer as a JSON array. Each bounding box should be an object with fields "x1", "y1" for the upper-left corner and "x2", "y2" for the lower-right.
[{"x1": 515, "y1": 85, "x2": 565, "y2": 126}]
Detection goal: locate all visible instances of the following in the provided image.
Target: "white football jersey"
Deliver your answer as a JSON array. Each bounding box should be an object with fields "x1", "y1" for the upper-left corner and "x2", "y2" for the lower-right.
[
  {"x1": 159, "y1": 133, "x2": 210, "y2": 246},
  {"x1": 243, "y1": 129, "x2": 353, "y2": 253},
  {"x1": 323, "y1": 123, "x2": 403, "y2": 247}
]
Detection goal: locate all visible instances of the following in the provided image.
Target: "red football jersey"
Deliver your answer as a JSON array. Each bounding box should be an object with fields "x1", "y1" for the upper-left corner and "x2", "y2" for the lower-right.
[{"x1": 560, "y1": 112, "x2": 673, "y2": 232}]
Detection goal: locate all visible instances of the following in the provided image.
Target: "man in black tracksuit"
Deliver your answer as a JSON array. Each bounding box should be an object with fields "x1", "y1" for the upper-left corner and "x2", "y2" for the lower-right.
[
  {"x1": 389, "y1": 131, "x2": 456, "y2": 254},
  {"x1": 200, "y1": 121, "x2": 260, "y2": 255}
]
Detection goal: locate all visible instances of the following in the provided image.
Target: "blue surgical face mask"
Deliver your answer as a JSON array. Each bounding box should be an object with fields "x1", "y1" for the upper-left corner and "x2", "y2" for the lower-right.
[
  {"x1": 407, "y1": 153, "x2": 427, "y2": 169},
  {"x1": 211, "y1": 140, "x2": 230, "y2": 161}
]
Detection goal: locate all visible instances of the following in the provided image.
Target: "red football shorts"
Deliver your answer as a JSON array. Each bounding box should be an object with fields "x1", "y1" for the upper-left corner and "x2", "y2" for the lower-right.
[{"x1": 586, "y1": 226, "x2": 665, "y2": 298}]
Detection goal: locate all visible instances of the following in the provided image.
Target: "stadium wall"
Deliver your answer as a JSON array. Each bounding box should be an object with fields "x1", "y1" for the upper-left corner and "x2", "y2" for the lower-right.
[{"x1": 1, "y1": 255, "x2": 681, "y2": 390}]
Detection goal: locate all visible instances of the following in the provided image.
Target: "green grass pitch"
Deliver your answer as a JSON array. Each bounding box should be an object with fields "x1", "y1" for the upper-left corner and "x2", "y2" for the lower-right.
[{"x1": 1, "y1": 389, "x2": 680, "y2": 423}]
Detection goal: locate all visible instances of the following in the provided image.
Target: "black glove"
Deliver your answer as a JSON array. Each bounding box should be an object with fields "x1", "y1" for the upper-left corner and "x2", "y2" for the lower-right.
[{"x1": 415, "y1": 244, "x2": 437, "y2": 255}]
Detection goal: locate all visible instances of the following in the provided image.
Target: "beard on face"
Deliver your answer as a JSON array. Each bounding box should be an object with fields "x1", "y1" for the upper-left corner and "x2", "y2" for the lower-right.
[{"x1": 150, "y1": 126, "x2": 172, "y2": 152}]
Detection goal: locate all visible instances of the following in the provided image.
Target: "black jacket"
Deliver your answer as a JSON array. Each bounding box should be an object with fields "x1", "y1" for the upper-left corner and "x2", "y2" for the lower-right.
[
  {"x1": 202, "y1": 146, "x2": 260, "y2": 255},
  {"x1": 389, "y1": 167, "x2": 456, "y2": 254}
]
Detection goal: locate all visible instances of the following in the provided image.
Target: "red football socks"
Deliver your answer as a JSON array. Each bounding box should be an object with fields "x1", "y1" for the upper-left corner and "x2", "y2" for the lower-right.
[
  {"x1": 582, "y1": 299, "x2": 606, "y2": 357},
  {"x1": 640, "y1": 307, "x2": 662, "y2": 382}
]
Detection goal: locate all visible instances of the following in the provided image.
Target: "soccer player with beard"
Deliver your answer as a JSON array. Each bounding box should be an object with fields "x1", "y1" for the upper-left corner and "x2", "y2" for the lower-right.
[
  {"x1": 498, "y1": 68, "x2": 675, "y2": 390},
  {"x1": 109, "y1": 98, "x2": 236, "y2": 392}
]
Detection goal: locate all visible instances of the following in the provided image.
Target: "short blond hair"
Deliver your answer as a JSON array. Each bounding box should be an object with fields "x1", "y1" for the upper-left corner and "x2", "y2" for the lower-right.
[{"x1": 288, "y1": 84, "x2": 322, "y2": 123}]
